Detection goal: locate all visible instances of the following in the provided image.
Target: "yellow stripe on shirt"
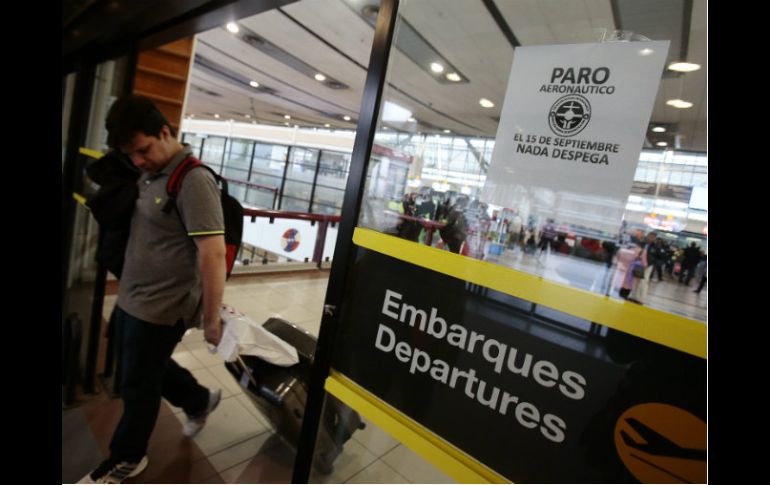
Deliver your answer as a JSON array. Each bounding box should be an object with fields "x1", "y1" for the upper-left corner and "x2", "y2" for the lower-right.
[{"x1": 188, "y1": 230, "x2": 225, "y2": 236}]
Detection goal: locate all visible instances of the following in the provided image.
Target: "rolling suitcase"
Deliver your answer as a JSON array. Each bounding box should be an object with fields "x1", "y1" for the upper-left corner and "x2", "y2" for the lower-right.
[{"x1": 225, "y1": 317, "x2": 365, "y2": 474}]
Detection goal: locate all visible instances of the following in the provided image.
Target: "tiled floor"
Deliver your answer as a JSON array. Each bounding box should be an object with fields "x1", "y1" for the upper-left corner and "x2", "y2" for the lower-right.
[{"x1": 63, "y1": 270, "x2": 457, "y2": 484}]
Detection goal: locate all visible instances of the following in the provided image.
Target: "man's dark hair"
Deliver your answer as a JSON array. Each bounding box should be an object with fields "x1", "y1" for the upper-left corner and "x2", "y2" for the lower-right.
[{"x1": 105, "y1": 95, "x2": 175, "y2": 149}]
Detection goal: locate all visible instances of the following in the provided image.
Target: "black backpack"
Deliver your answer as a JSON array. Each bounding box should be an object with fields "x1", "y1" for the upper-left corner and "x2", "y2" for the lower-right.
[{"x1": 163, "y1": 156, "x2": 244, "y2": 279}]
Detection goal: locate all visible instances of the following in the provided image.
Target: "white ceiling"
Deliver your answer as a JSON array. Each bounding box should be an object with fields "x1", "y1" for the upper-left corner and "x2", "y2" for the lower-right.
[{"x1": 184, "y1": 0, "x2": 706, "y2": 152}]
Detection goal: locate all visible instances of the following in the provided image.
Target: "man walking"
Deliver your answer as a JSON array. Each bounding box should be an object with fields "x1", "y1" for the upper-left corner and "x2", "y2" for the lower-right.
[{"x1": 80, "y1": 96, "x2": 226, "y2": 484}]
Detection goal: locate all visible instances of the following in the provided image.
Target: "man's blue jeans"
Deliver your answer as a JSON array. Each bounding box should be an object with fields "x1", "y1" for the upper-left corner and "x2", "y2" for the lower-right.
[{"x1": 109, "y1": 306, "x2": 209, "y2": 462}]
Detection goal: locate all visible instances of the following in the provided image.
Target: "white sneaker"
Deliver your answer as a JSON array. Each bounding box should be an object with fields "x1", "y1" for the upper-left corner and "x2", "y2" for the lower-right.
[
  {"x1": 182, "y1": 388, "x2": 221, "y2": 437},
  {"x1": 78, "y1": 456, "x2": 149, "y2": 483}
]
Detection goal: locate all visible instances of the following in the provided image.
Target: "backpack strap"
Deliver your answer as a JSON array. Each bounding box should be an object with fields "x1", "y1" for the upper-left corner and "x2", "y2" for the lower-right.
[{"x1": 162, "y1": 156, "x2": 204, "y2": 213}]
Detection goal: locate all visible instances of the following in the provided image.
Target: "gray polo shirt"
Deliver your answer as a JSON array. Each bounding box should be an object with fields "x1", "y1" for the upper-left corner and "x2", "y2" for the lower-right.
[{"x1": 118, "y1": 145, "x2": 224, "y2": 327}]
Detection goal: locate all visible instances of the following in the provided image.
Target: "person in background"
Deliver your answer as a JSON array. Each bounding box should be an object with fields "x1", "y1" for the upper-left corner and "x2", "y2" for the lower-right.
[
  {"x1": 537, "y1": 218, "x2": 557, "y2": 256},
  {"x1": 611, "y1": 242, "x2": 644, "y2": 303},
  {"x1": 679, "y1": 242, "x2": 702, "y2": 285},
  {"x1": 648, "y1": 238, "x2": 666, "y2": 281},
  {"x1": 635, "y1": 231, "x2": 657, "y2": 304},
  {"x1": 438, "y1": 195, "x2": 469, "y2": 253},
  {"x1": 524, "y1": 230, "x2": 537, "y2": 254},
  {"x1": 694, "y1": 254, "x2": 707, "y2": 294},
  {"x1": 80, "y1": 95, "x2": 225, "y2": 484},
  {"x1": 508, "y1": 210, "x2": 523, "y2": 249},
  {"x1": 396, "y1": 192, "x2": 422, "y2": 242}
]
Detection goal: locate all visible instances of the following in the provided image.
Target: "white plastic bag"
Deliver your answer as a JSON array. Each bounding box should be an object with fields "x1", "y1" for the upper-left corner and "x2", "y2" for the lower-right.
[{"x1": 216, "y1": 304, "x2": 299, "y2": 366}]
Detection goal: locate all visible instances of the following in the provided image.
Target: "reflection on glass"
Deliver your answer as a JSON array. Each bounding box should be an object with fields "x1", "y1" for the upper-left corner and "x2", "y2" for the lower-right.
[
  {"x1": 358, "y1": 0, "x2": 706, "y2": 322},
  {"x1": 307, "y1": 392, "x2": 457, "y2": 484}
]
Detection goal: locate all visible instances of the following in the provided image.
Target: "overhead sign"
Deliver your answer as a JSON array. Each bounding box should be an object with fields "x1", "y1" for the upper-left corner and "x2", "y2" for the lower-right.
[
  {"x1": 482, "y1": 41, "x2": 669, "y2": 234},
  {"x1": 631, "y1": 182, "x2": 693, "y2": 202},
  {"x1": 332, "y1": 250, "x2": 705, "y2": 482}
]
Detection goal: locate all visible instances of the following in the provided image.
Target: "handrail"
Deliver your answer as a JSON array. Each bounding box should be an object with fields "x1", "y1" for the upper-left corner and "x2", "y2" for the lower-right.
[
  {"x1": 222, "y1": 177, "x2": 278, "y2": 193},
  {"x1": 240, "y1": 208, "x2": 341, "y2": 268},
  {"x1": 243, "y1": 207, "x2": 341, "y2": 224},
  {"x1": 386, "y1": 210, "x2": 446, "y2": 230},
  {"x1": 384, "y1": 209, "x2": 446, "y2": 246}
]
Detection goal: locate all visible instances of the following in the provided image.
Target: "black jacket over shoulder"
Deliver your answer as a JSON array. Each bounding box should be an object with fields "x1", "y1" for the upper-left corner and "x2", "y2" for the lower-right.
[{"x1": 85, "y1": 151, "x2": 139, "y2": 278}]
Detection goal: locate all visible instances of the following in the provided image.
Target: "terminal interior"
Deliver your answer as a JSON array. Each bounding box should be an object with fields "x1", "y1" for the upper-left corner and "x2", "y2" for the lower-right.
[{"x1": 62, "y1": 0, "x2": 707, "y2": 482}]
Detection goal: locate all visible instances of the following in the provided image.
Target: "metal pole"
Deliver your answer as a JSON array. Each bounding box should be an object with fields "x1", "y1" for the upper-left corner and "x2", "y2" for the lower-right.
[
  {"x1": 278, "y1": 146, "x2": 292, "y2": 210},
  {"x1": 292, "y1": 0, "x2": 399, "y2": 481},
  {"x1": 313, "y1": 220, "x2": 329, "y2": 268},
  {"x1": 219, "y1": 137, "x2": 228, "y2": 175},
  {"x1": 245, "y1": 140, "x2": 256, "y2": 204},
  {"x1": 308, "y1": 149, "x2": 323, "y2": 213}
]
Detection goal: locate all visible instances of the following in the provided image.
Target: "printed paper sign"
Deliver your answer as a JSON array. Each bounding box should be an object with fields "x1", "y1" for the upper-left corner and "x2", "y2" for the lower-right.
[{"x1": 481, "y1": 41, "x2": 669, "y2": 233}]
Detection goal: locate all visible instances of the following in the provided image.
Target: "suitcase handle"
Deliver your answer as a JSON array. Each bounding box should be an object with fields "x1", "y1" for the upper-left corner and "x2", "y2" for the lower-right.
[{"x1": 234, "y1": 356, "x2": 259, "y2": 389}]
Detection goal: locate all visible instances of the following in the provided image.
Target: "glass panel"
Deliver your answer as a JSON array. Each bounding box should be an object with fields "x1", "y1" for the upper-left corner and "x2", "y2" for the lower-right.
[
  {"x1": 357, "y1": 0, "x2": 707, "y2": 325},
  {"x1": 200, "y1": 136, "x2": 226, "y2": 172},
  {"x1": 282, "y1": 147, "x2": 318, "y2": 212},
  {"x1": 63, "y1": 55, "x2": 131, "y2": 384},
  {"x1": 312, "y1": 151, "x2": 350, "y2": 215},
  {"x1": 223, "y1": 138, "x2": 253, "y2": 180},
  {"x1": 249, "y1": 142, "x2": 286, "y2": 193},
  {"x1": 312, "y1": 185, "x2": 344, "y2": 215},
  {"x1": 181, "y1": 133, "x2": 205, "y2": 158}
]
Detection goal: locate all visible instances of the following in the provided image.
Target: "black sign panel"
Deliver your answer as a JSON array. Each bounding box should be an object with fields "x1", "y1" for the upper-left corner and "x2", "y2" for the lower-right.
[{"x1": 332, "y1": 249, "x2": 706, "y2": 483}]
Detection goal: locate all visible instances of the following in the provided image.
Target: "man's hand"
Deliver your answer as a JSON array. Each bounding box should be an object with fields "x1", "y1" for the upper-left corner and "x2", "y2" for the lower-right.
[{"x1": 204, "y1": 319, "x2": 223, "y2": 347}]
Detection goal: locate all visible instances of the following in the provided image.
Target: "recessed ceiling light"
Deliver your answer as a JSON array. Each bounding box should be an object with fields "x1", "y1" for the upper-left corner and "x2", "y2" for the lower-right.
[
  {"x1": 214, "y1": 114, "x2": 220, "y2": 119},
  {"x1": 226, "y1": 22, "x2": 239, "y2": 34},
  {"x1": 446, "y1": 72, "x2": 461, "y2": 82},
  {"x1": 668, "y1": 62, "x2": 701, "y2": 72},
  {"x1": 479, "y1": 98, "x2": 495, "y2": 108},
  {"x1": 284, "y1": 114, "x2": 291, "y2": 119},
  {"x1": 408, "y1": 117, "x2": 416, "y2": 122},
  {"x1": 294, "y1": 124, "x2": 299, "y2": 128},
  {"x1": 324, "y1": 123, "x2": 331, "y2": 128},
  {"x1": 443, "y1": 129, "x2": 451, "y2": 133},
  {"x1": 343, "y1": 115, "x2": 351, "y2": 121},
  {"x1": 245, "y1": 114, "x2": 251, "y2": 119},
  {"x1": 430, "y1": 62, "x2": 444, "y2": 73},
  {"x1": 656, "y1": 141, "x2": 668, "y2": 147},
  {"x1": 652, "y1": 126, "x2": 666, "y2": 133},
  {"x1": 285, "y1": 122, "x2": 290, "y2": 126},
  {"x1": 314, "y1": 73, "x2": 326, "y2": 82},
  {"x1": 189, "y1": 114, "x2": 195, "y2": 118},
  {"x1": 249, "y1": 80, "x2": 259, "y2": 88},
  {"x1": 666, "y1": 99, "x2": 693, "y2": 109}
]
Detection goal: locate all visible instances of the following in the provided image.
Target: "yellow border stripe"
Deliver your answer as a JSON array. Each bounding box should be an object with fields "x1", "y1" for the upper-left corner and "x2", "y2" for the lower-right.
[
  {"x1": 325, "y1": 370, "x2": 509, "y2": 483},
  {"x1": 72, "y1": 192, "x2": 87, "y2": 206},
  {"x1": 188, "y1": 230, "x2": 225, "y2": 236},
  {"x1": 79, "y1": 147, "x2": 104, "y2": 159},
  {"x1": 353, "y1": 227, "x2": 705, "y2": 359}
]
